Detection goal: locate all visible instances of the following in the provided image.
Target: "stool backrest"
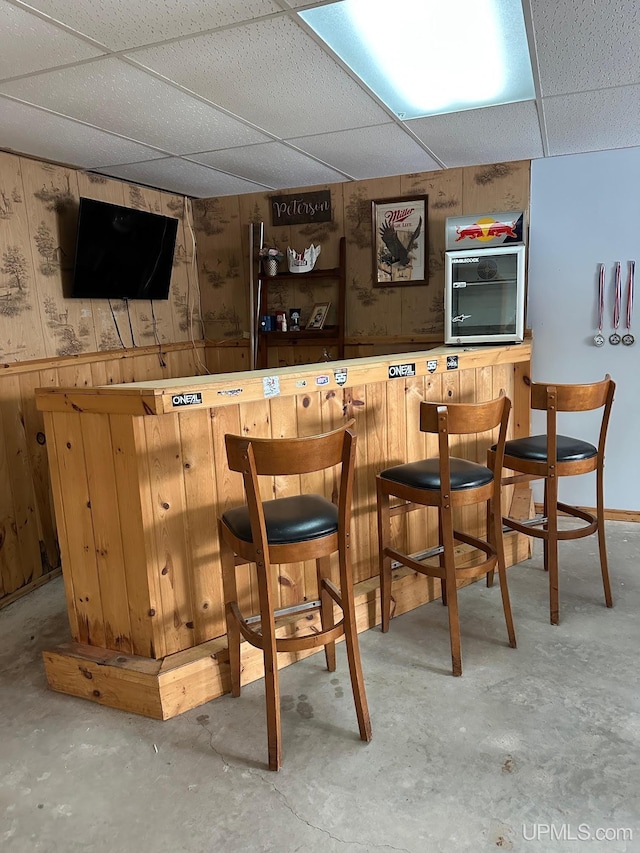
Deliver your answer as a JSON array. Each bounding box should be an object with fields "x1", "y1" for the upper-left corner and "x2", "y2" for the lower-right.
[
  {"x1": 420, "y1": 395, "x2": 511, "y2": 437},
  {"x1": 529, "y1": 375, "x2": 615, "y2": 413},
  {"x1": 224, "y1": 418, "x2": 356, "y2": 476},
  {"x1": 529, "y1": 375, "x2": 615, "y2": 460},
  {"x1": 420, "y1": 395, "x2": 511, "y2": 490},
  {"x1": 224, "y1": 421, "x2": 357, "y2": 541}
]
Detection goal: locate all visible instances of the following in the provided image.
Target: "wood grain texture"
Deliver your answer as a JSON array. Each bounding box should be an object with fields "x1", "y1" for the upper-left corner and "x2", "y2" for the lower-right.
[
  {"x1": 0, "y1": 341, "x2": 245, "y2": 609},
  {"x1": 40, "y1": 348, "x2": 532, "y2": 675},
  {"x1": 197, "y1": 162, "x2": 531, "y2": 354}
]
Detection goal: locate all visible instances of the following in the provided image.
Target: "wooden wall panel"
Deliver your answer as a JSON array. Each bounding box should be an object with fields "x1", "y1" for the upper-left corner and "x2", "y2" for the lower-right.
[
  {"x1": 0, "y1": 340, "x2": 243, "y2": 610},
  {"x1": 20, "y1": 160, "x2": 98, "y2": 357},
  {"x1": 0, "y1": 150, "x2": 202, "y2": 364},
  {"x1": 195, "y1": 194, "x2": 246, "y2": 343},
  {"x1": 0, "y1": 151, "x2": 47, "y2": 360},
  {"x1": 50, "y1": 411, "x2": 105, "y2": 647},
  {"x1": 195, "y1": 161, "x2": 531, "y2": 358},
  {"x1": 0, "y1": 373, "x2": 43, "y2": 585},
  {"x1": 82, "y1": 413, "x2": 133, "y2": 653}
]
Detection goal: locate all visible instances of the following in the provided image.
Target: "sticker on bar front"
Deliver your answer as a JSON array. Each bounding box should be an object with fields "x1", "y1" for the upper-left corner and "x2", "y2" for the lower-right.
[
  {"x1": 172, "y1": 392, "x2": 202, "y2": 407},
  {"x1": 217, "y1": 388, "x2": 243, "y2": 397},
  {"x1": 295, "y1": 379, "x2": 307, "y2": 387},
  {"x1": 427, "y1": 359, "x2": 438, "y2": 373},
  {"x1": 388, "y1": 363, "x2": 416, "y2": 379},
  {"x1": 446, "y1": 356, "x2": 459, "y2": 370},
  {"x1": 263, "y1": 375, "x2": 280, "y2": 398},
  {"x1": 316, "y1": 375, "x2": 330, "y2": 386},
  {"x1": 334, "y1": 368, "x2": 348, "y2": 386}
]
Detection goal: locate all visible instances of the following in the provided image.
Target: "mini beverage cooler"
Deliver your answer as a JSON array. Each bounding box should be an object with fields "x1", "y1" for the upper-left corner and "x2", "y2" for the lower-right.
[{"x1": 445, "y1": 244, "x2": 526, "y2": 345}]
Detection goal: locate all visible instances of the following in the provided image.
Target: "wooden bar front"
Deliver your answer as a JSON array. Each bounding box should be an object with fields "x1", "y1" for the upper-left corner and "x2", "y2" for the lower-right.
[{"x1": 36, "y1": 344, "x2": 533, "y2": 719}]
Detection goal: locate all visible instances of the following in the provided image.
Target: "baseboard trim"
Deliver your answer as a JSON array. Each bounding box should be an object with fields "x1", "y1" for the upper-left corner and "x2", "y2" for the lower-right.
[{"x1": 533, "y1": 504, "x2": 639, "y2": 522}]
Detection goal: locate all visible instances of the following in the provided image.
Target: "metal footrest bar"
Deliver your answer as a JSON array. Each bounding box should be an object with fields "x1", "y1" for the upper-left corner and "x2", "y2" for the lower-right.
[
  {"x1": 390, "y1": 544, "x2": 444, "y2": 571},
  {"x1": 245, "y1": 599, "x2": 321, "y2": 625},
  {"x1": 504, "y1": 514, "x2": 547, "y2": 529}
]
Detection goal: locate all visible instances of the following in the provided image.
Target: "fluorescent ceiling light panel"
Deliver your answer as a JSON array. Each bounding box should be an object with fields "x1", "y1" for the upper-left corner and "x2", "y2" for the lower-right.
[{"x1": 300, "y1": 0, "x2": 534, "y2": 119}]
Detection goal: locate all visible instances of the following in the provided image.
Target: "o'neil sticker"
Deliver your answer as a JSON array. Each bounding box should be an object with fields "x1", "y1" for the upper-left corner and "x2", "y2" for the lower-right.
[
  {"x1": 172, "y1": 392, "x2": 202, "y2": 407},
  {"x1": 388, "y1": 363, "x2": 416, "y2": 379}
]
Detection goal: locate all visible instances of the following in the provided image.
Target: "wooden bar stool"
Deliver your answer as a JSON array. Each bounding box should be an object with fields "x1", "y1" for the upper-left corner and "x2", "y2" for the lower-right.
[
  {"x1": 377, "y1": 395, "x2": 516, "y2": 676},
  {"x1": 488, "y1": 375, "x2": 615, "y2": 625},
  {"x1": 218, "y1": 419, "x2": 372, "y2": 771}
]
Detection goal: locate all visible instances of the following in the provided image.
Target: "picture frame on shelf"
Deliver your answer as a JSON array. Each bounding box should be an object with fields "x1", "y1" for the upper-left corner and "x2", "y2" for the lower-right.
[
  {"x1": 371, "y1": 195, "x2": 428, "y2": 287},
  {"x1": 306, "y1": 302, "x2": 331, "y2": 330}
]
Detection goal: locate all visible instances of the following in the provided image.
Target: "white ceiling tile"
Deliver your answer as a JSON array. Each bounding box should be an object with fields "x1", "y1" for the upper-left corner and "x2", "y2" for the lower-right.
[
  {"x1": 128, "y1": 16, "x2": 390, "y2": 137},
  {"x1": 0, "y1": 96, "x2": 166, "y2": 167},
  {"x1": 287, "y1": 124, "x2": 442, "y2": 179},
  {"x1": 408, "y1": 102, "x2": 544, "y2": 168},
  {"x1": 0, "y1": 0, "x2": 639, "y2": 197},
  {"x1": 191, "y1": 141, "x2": 348, "y2": 187},
  {"x1": 20, "y1": 0, "x2": 282, "y2": 51},
  {"x1": 0, "y1": 0, "x2": 103, "y2": 79},
  {"x1": 100, "y1": 157, "x2": 269, "y2": 197},
  {"x1": 0, "y1": 58, "x2": 271, "y2": 153},
  {"x1": 531, "y1": 0, "x2": 640, "y2": 96},
  {"x1": 543, "y1": 87, "x2": 640, "y2": 156}
]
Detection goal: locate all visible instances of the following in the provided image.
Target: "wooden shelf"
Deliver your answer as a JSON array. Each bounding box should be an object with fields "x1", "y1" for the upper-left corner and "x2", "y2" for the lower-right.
[
  {"x1": 256, "y1": 238, "x2": 346, "y2": 369},
  {"x1": 258, "y1": 326, "x2": 339, "y2": 342},
  {"x1": 259, "y1": 266, "x2": 340, "y2": 283}
]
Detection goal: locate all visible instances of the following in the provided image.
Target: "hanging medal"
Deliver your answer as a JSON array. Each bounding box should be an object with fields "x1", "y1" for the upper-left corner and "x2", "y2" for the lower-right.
[
  {"x1": 609, "y1": 261, "x2": 622, "y2": 345},
  {"x1": 622, "y1": 260, "x2": 635, "y2": 346},
  {"x1": 594, "y1": 263, "x2": 605, "y2": 347}
]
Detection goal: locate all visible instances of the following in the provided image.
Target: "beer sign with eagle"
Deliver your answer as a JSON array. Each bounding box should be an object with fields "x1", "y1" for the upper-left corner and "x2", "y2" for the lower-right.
[{"x1": 372, "y1": 195, "x2": 428, "y2": 286}]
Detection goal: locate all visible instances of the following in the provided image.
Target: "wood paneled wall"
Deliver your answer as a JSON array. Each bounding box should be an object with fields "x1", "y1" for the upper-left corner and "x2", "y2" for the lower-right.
[
  {"x1": 0, "y1": 150, "x2": 201, "y2": 362},
  {"x1": 0, "y1": 146, "x2": 531, "y2": 608},
  {"x1": 194, "y1": 161, "x2": 531, "y2": 360},
  {"x1": 0, "y1": 340, "x2": 248, "y2": 610}
]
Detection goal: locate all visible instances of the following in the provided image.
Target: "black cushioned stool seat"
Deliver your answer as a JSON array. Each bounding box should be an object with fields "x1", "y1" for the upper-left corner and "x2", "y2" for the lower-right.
[
  {"x1": 501, "y1": 434, "x2": 597, "y2": 463},
  {"x1": 380, "y1": 458, "x2": 494, "y2": 492},
  {"x1": 222, "y1": 495, "x2": 338, "y2": 544},
  {"x1": 377, "y1": 396, "x2": 516, "y2": 677}
]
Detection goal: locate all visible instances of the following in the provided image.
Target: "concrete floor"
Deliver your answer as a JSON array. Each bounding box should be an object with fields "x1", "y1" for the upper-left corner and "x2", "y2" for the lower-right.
[{"x1": 1, "y1": 521, "x2": 639, "y2": 853}]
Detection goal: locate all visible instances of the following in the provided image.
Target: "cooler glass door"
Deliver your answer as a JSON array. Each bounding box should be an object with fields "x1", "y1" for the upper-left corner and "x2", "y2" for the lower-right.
[{"x1": 445, "y1": 246, "x2": 525, "y2": 344}]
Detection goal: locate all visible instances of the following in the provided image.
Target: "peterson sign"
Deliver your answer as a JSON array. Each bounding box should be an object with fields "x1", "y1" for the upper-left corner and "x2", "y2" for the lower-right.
[{"x1": 270, "y1": 190, "x2": 332, "y2": 226}]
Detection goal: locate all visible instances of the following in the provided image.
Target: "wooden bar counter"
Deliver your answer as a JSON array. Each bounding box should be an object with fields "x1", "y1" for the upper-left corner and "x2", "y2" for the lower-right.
[{"x1": 36, "y1": 343, "x2": 533, "y2": 719}]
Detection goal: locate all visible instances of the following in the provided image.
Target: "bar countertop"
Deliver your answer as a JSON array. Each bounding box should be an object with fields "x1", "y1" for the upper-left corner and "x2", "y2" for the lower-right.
[{"x1": 35, "y1": 342, "x2": 532, "y2": 416}]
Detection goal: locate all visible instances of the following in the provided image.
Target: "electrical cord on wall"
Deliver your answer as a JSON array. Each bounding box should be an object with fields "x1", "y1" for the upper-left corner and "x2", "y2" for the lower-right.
[
  {"x1": 108, "y1": 298, "x2": 126, "y2": 348},
  {"x1": 124, "y1": 298, "x2": 136, "y2": 347},
  {"x1": 183, "y1": 195, "x2": 210, "y2": 375},
  {"x1": 150, "y1": 299, "x2": 167, "y2": 368}
]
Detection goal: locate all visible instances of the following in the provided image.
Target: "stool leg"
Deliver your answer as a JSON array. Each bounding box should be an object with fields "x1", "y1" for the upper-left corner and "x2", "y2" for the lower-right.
[
  {"x1": 339, "y1": 542, "x2": 372, "y2": 742},
  {"x1": 441, "y1": 507, "x2": 462, "y2": 676},
  {"x1": 255, "y1": 557, "x2": 282, "y2": 771},
  {"x1": 377, "y1": 482, "x2": 393, "y2": 632},
  {"x1": 542, "y1": 479, "x2": 549, "y2": 572},
  {"x1": 317, "y1": 556, "x2": 336, "y2": 671},
  {"x1": 546, "y1": 475, "x2": 560, "y2": 625},
  {"x1": 491, "y1": 495, "x2": 517, "y2": 649},
  {"x1": 438, "y1": 514, "x2": 448, "y2": 606},
  {"x1": 219, "y1": 529, "x2": 241, "y2": 698},
  {"x1": 485, "y1": 499, "x2": 495, "y2": 588},
  {"x1": 596, "y1": 462, "x2": 613, "y2": 608}
]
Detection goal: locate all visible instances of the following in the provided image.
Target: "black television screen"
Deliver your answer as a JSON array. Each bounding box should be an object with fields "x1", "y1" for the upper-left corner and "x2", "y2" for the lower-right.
[{"x1": 71, "y1": 197, "x2": 179, "y2": 300}]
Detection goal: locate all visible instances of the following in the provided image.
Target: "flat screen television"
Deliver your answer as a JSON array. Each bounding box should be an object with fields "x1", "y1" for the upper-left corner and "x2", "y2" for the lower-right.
[{"x1": 70, "y1": 197, "x2": 179, "y2": 300}]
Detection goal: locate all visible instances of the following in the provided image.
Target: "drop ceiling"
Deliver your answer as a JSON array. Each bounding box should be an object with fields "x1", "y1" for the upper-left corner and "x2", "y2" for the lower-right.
[{"x1": 1, "y1": 0, "x2": 638, "y2": 198}]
